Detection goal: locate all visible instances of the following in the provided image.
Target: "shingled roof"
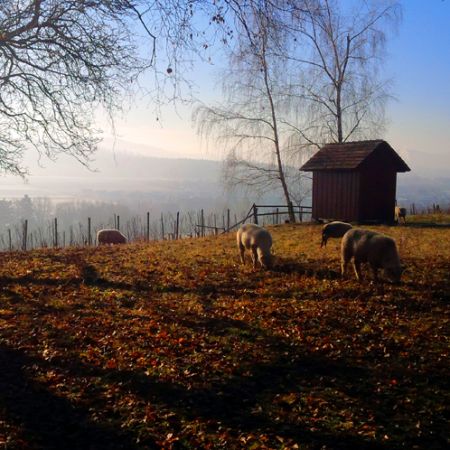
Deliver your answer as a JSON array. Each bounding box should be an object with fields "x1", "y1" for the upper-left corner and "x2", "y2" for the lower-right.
[{"x1": 300, "y1": 140, "x2": 410, "y2": 172}]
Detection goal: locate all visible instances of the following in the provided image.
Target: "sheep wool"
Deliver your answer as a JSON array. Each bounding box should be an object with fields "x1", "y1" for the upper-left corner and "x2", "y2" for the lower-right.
[
  {"x1": 237, "y1": 224, "x2": 273, "y2": 269},
  {"x1": 321, "y1": 221, "x2": 353, "y2": 247},
  {"x1": 97, "y1": 229, "x2": 127, "y2": 245},
  {"x1": 341, "y1": 228, "x2": 404, "y2": 282}
]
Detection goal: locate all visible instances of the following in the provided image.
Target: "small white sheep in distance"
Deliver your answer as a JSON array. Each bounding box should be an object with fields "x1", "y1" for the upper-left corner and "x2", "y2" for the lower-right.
[
  {"x1": 341, "y1": 228, "x2": 404, "y2": 282},
  {"x1": 395, "y1": 206, "x2": 407, "y2": 224},
  {"x1": 237, "y1": 223, "x2": 273, "y2": 269},
  {"x1": 321, "y1": 221, "x2": 353, "y2": 247},
  {"x1": 97, "y1": 229, "x2": 127, "y2": 245}
]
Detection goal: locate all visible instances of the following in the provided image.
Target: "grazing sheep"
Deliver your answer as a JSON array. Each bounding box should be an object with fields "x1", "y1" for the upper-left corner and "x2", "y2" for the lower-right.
[
  {"x1": 237, "y1": 223, "x2": 273, "y2": 269},
  {"x1": 321, "y1": 221, "x2": 353, "y2": 247},
  {"x1": 395, "y1": 206, "x2": 407, "y2": 224},
  {"x1": 341, "y1": 228, "x2": 404, "y2": 282},
  {"x1": 97, "y1": 229, "x2": 127, "y2": 245}
]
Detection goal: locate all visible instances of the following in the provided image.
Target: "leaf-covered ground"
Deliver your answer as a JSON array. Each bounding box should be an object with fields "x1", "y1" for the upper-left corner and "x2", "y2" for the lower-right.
[{"x1": 0, "y1": 224, "x2": 449, "y2": 449}]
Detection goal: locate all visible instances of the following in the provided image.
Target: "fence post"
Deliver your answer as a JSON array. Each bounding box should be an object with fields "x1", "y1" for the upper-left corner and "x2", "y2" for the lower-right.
[
  {"x1": 161, "y1": 213, "x2": 165, "y2": 240},
  {"x1": 253, "y1": 204, "x2": 258, "y2": 224},
  {"x1": 201, "y1": 209, "x2": 204, "y2": 237},
  {"x1": 176, "y1": 211, "x2": 180, "y2": 239},
  {"x1": 22, "y1": 219, "x2": 28, "y2": 251},
  {"x1": 8, "y1": 228, "x2": 12, "y2": 251},
  {"x1": 54, "y1": 218, "x2": 58, "y2": 248},
  {"x1": 88, "y1": 217, "x2": 92, "y2": 246},
  {"x1": 117, "y1": 215, "x2": 120, "y2": 231},
  {"x1": 227, "y1": 209, "x2": 230, "y2": 232},
  {"x1": 147, "y1": 212, "x2": 150, "y2": 241},
  {"x1": 63, "y1": 231, "x2": 66, "y2": 248}
]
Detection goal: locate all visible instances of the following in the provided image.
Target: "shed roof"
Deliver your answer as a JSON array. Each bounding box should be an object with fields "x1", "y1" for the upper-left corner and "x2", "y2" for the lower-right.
[{"x1": 300, "y1": 140, "x2": 411, "y2": 172}]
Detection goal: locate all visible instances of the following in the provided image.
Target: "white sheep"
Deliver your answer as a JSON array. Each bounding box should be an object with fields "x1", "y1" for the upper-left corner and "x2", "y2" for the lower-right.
[
  {"x1": 321, "y1": 221, "x2": 353, "y2": 247},
  {"x1": 237, "y1": 223, "x2": 273, "y2": 269},
  {"x1": 341, "y1": 228, "x2": 404, "y2": 282},
  {"x1": 395, "y1": 206, "x2": 407, "y2": 224},
  {"x1": 97, "y1": 229, "x2": 127, "y2": 245}
]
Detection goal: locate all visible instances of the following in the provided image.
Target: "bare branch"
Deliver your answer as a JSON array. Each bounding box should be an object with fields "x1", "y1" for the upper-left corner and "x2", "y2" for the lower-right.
[{"x1": 0, "y1": 0, "x2": 238, "y2": 174}]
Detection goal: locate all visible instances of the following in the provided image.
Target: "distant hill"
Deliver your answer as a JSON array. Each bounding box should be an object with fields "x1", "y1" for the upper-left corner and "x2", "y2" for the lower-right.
[
  {"x1": 0, "y1": 147, "x2": 284, "y2": 214},
  {"x1": 396, "y1": 149, "x2": 450, "y2": 208},
  {"x1": 398, "y1": 148, "x2": 450, "y2": 178},
  {"x1": 1, "y1": 144, "x2": 448, "y2": 211}
]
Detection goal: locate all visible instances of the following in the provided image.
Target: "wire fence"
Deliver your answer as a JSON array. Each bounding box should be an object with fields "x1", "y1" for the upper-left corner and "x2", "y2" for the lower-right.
[
  {"x1": 2, "y1": 201, "x2": 447, "y2": 252},
  {"x1": 0, "y1": 203, "x2": 313, "y2": 252}
]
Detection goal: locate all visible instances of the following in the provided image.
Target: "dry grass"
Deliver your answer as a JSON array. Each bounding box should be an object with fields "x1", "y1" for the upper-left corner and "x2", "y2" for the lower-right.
[
  {"x1": 407, "y1": 213, "x2": 450, "y2": 224},
  {"x1": 0, "y1": 223, "x2": 449, "y2": 449}
]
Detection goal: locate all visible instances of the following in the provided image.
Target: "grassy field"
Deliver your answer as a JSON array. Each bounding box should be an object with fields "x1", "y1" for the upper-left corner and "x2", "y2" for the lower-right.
[
  {"x1": 0, "y1": 224, "x2": 449, "y2": 449},
  {"x1": 407, "y1": 213, "x2": 450, "y2": 225}
]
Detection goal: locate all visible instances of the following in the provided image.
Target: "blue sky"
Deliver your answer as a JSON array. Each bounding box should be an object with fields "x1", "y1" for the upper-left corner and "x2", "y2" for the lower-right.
[
  {"x1": 385, "y1": 0, "x2": 450, "y2": 157},
  {"x1": 97, "y1": 0, "x2": 450, "y2": 168}
]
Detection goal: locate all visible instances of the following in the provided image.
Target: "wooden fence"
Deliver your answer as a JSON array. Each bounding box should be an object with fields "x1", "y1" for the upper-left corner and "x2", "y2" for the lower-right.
[
  {"x1": 250, "y1": 204, "x2": 312, "y2": 225},
  {"x1": 0, "y1": 208, "x2": 246, "y2": 252},
  {"x1": 195, "y1": 203, "x2": 313, "y2": 235},
  {"x1": 0, "y1": 204, "x2": 313, "y2": 252}
]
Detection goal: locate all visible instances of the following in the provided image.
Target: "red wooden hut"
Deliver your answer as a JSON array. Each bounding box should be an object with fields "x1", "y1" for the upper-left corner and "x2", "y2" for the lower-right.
[{"x1": 300, "y1": 140, "x2": 411, "y2": 223}]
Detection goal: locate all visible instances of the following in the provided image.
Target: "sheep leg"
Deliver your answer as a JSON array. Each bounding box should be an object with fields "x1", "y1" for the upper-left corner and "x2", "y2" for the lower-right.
[
  {"x1": 251, "y1": 246, "x2": 258, "y2": 270},
  {"x1": 321, "y1": 235, "x2": 327, "y2": 248},
  {"x1": 341, "y1": 257, "x2": 348, "y2": 278},
  {"x1": 353, "y1": 260, "x2": 363, "y2": 281},
  {"x1": 238, "y1": 242, "x2": 246, "y2": 265},
  {"x1": 341, "y1": 246, "x2": 352, "y2": 277}
]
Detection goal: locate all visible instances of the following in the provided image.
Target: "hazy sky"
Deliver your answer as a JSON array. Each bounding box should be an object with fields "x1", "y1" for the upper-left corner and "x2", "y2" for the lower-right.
[
  {"x1": 384, "y1": 0, "x2": 450, "y2": 158},
  {"x1": 98, "y1": 0, "x2": 450, "y2": 164}
]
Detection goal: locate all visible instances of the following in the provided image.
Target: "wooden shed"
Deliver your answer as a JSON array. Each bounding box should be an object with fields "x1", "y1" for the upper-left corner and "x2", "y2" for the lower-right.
[{"x1": 300, "y1": 140, "x2": 411, "y2": 224}]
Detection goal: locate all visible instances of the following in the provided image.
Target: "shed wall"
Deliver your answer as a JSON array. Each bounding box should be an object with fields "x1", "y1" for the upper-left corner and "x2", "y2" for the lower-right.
[
  {"x1": 312, "y1": 171, "x2": 360, "y2": 221},
  {"x1": 359, "y1": 166, "x2": 397, "y2": 223}
]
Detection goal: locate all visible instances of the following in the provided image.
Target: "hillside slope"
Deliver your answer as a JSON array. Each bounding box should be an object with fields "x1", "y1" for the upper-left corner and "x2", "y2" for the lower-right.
[{"x1": 0, "y1": 224, "x2": 449, "y2": 449}]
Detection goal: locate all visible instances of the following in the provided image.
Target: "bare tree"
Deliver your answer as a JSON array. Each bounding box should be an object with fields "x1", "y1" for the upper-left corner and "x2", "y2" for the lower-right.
[
  {"x1": 288, "y1": 0, "x2": 401, "y2": 144},
  {"x1": 0, "y1": 0, "x2": 234, "y2": 176},
  {"x1": 195, "y1": 1, "x2": 303, "y2": 222},
  {"x1": 195, "y1": 0, "x2": 400, "y2": 219}
]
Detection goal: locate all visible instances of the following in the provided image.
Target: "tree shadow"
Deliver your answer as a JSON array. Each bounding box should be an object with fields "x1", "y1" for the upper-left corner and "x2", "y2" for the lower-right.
[
  {"x1": 0, "y1": 345, "x2": 146, "y2": 450},
  {"x1": 33, "y1": 337, "x2": 383, "y2": 449},
  {"x1": 134, "y1": 305, "x2": 447, "y2": 448},
  {"x1": 402, "y1": 222, "x2": 450, "y2": 229},
  {"x1": 2, "y1": 298, "x2": 446, "y2": 449},
  {"x1": 120, "y1": 361, "x2": 381, "y2": 449},
  {"x1": 0, "y1": 273, "x2": 135, "y2": 293},
  {"x1": 0, "y1": 286, "x2": 24, "y2": 303},
  {"x1": 272, "y1": 258, "x2": 341, "y2": 280}
]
